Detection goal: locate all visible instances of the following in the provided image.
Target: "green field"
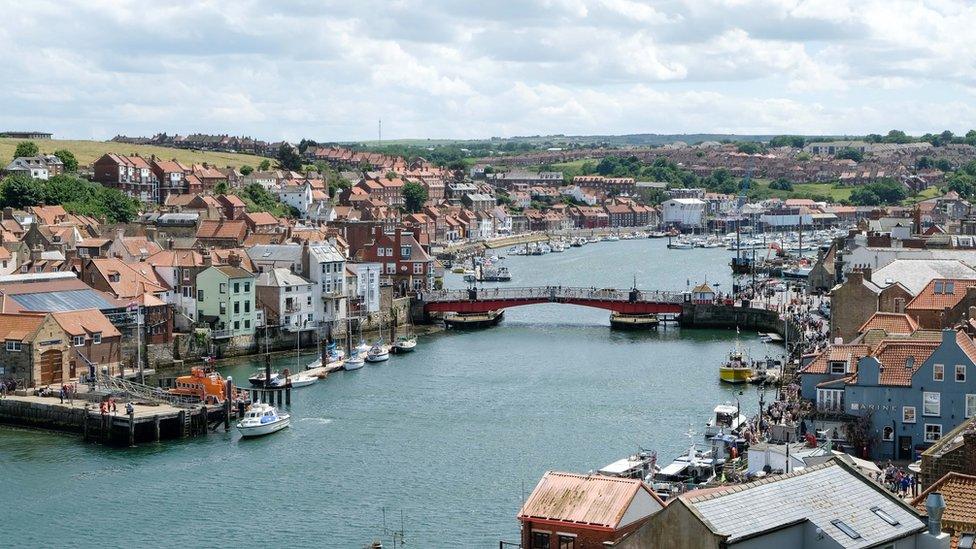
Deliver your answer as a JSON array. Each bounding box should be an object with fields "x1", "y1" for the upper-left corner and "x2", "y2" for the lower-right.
[{"x1": 0, "y1": 138, "x2": 268, "y2": 169}]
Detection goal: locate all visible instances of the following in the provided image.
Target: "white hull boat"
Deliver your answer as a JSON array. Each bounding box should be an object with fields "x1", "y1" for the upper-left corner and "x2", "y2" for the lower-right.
[
  {"x1": 237, "y1": 403, "x2": 290, "y2": 438},
  {"x1": 344, "y1": 353, "x2": 365, "y2": 371},
  {"x1": 366, "y1": 345, "x2": 390, "y2": 363},
  {"x1": 288, "y1": 372, "x2": 319, "y2": 388},
  {"x1": 393, "y1": 337, "x2": 417, "y2": 353}
]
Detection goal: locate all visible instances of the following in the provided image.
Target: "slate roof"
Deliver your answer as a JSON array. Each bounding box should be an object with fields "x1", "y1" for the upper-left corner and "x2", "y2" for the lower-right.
[
  {"x1": 255, "y1": 268, "x2": 312, "y2": 288},
  {"x1": 308, "y1": 243, "x2": 345, "y2": 263},
  {"x1": 873, "y1": 259, "x2": 976, "y2": 295},
  {"x1": 518, "y1": 471, "x2": 662, "y2": 529},
  {"x1": 684, "y1": 460, "x2": 926, "y2": 547},
  {"x1": 246, "y1": 244, "x2": 302, "y2": 263}
]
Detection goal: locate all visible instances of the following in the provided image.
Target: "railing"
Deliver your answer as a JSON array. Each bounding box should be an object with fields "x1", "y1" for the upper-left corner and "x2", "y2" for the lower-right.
[
  {"x1": 420, "y1": 286, "x2": 683, "y2": 304},
  {"x1": 94, "y1": 370, "x2": 198, "y2": 408},
  {"x1": 211, "y1": 329, "x2": 236, "y2": 339}
]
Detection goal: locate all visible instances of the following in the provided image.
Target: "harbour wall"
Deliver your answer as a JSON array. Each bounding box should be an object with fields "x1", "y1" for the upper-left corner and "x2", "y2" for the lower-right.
[{"x1": 679, "y1": 303, "x2": 802, "y2": 341}]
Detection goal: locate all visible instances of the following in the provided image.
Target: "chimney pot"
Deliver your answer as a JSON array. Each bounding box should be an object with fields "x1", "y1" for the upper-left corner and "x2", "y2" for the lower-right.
[{"x1": 926, "y1": 492, "x2": 946, "y2": 536}]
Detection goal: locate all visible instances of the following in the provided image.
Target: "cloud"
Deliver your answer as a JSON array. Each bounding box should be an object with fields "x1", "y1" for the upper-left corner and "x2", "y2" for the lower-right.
[{"x1": 0, "y1": 0, "x2": 975, "y2": 140}]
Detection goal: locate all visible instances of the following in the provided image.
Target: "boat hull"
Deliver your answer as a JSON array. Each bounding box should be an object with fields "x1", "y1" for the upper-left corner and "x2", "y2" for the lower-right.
[
  {"x1": 444, "y1": 310, "x2": 504, "y2": 329},
  {"x1": 610, "y1": 313, "x2": 660, "y2": 330},
  {"x1": 237, "y1": 416, "x2": 290, "y2": 438},
  {"x1": 719, "y1": 367, "x2": 752, "y2": 384},
  {"x1": 344, "y1": 359, "x2": 364, "y2": 371},
  {"x1": 365, "y1": 353, "x2": 389, "y2": 363}
]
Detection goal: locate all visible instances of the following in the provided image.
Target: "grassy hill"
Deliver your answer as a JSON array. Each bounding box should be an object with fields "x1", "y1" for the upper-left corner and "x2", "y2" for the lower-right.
[{"x1": 0, "y1": 138, "x2": 268, "y2": 169}]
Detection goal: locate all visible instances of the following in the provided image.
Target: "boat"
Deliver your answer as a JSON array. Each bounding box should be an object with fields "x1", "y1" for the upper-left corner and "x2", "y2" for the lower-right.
[
  {"x1": 649, "y1": 231, "x2": 667, "y2": 238},
  {"x1": 668, "y1": 239, "x2": 694, "y2": 250},
  {"x1": 393, "y1": 335, "x2": 417, "y2": 353},
  {"x1": 444, "y1": 310, "x2": 504, "y2": 329},
  {"x1": 451, "y1": 266, "x2": 466, "y2": 274},
  {"x1": 477, "y1": 265, "x2": 511, "y2": 282},
  {"x1": 597, "y1": 449, "x2": 659, "y2": 480},
  {"x1": 248, "y1": 370, "x2": 287, "y2": 387},
  {"x1": 704, "y1": 404, "x2": 748, "y2": 438},
  {"x1": 748, "y1": 356, "x2": 783, "y2": 385},
  {"x1": 287, "y1": 371, "x2": 320, "y2": 388},
  {"x1": 236, "y1": 402, "x2": 290, "y2": 438},
  {"x1": 609, "y1": 311, "x2": 660, "y2": 330},
  {"x1": 719, "y1": 343, "x2": 753, "y2": 384},
  {"x1": 168, "y1": 367, "x2": 232, "y2": 405},
  {"x1": 647, "y1": 446, "x2": 725, "y2": 501},
  {"x1": 304, "y1": 357, "x2": 323, "y2": 370},
  {"x1": 365, "y1": 343, "x2": 390, "y2": 363},
  {"x1": 344, "y1": 352, "x2": 365, "y2": 371}
]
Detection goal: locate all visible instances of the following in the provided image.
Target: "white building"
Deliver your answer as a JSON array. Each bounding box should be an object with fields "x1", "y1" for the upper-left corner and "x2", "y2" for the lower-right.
[
  {"x1": 278, "y1": 180, "x2": 313, "y2": 217},
  {"x1": 560, "y1": 185, "x2": 597, "y2": 206},
  {"x1": 349, "y1": 262, "x2": 381, "y2": 314},
  {"x1": 661, "y1": 198, "x2": 705, "y2": 228},
  {"x1": 255, "y1": 268, "x2": 315, "y2": 332},
  {"x1": 304, "y1": 241, "x2": 347, "y2": 326},
  {"x1": 5, "y1": 155, "x2": 63, "y2": 180}
]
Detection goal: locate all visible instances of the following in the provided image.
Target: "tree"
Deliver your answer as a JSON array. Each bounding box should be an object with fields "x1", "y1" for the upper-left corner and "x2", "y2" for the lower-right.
[
  {"x1": 240, "y1": 165, "x2": 254, "y2": 176},
  {"x1": 735, "y1": 141, "x2": 763, "y2": 154},
  {"x1": 95, "y1": 188, "x2": 139, "y2": 223},
  {"x1": 403, "y1": 181, "x2": 428, "y2": 213},
  {"x1": 850, "y1": 180, "x2": 906, "y2": 205},
  {"x1": 258, "y1": 159, "x2": 271, "y2": 171},
  {"x1": 52, "y1": 149, "x2": 78, "y2": 172},
  {"x1": 0, "y1": 174, "x2": 46, "y2": 208},
  {"x1": 835, "y1": 148, "x2": 864, "y2": 162},
  {"x1": 935, "y1": 158, "x2": 952, "y2": 172},
  {"x1": 849, "y1": 187, "x2": 881, "y2": 206},
  {"x1": 44, "y1": 174, "x2": 96, "y2": 204},
  {"x1": 14, "y1": 141, "x2": 38, "y2": 158},
  {"x1": 768, "y1": 178, "x2": 794, "y2": 191},
  {"x1": 276, "y1": 144, "x2": 302, "y2": 171},
  {"x1": 769, "y1": 135, "x2": 805, "y2": 148},
  {"x1": 214, "y1": 181, "x2": 229, "y2": 195}
]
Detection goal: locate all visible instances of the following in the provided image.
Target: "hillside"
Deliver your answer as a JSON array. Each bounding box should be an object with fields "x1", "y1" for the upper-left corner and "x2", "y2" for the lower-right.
[{"x1": 0, "y1": 138, "x2": 268, "y2": 169}]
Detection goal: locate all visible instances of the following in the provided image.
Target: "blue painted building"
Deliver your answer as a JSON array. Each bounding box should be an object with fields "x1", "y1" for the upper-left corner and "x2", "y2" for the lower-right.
[{"x1": 805, "y1": 329, "x2": 976, "y2": 460}]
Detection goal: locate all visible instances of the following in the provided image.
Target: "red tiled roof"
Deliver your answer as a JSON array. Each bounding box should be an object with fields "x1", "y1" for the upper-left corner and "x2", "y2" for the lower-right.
[
  {"x1": 196, "y1": 219, "x2": 247, "y2": 241},
  {"x1": 800, "y1": 345, "x2": 870, "y2": 375},
  {"x1": 244, "y1": 211, "x2": 278, "y2": 226},
  {"x1": 906, "y1": 278, "x2": 976, "y2": 311},
  {"x1": 911, "y1": 472, "x2": 976, "y2": 541},
  {"x1": 857, "y1": 312, "x2": 918, "y2": 335},
  {"x1": 873, "y1": 341, "x2": 940, "y2": 386}
]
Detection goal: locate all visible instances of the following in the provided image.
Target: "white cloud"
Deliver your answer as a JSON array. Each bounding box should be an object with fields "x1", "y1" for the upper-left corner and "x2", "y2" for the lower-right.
[{"x1": 0, "y1": 0, "x2": 975, "y2": 140}]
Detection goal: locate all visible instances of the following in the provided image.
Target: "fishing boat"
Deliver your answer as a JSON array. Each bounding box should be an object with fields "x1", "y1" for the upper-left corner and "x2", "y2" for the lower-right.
[
  {"x1": 344, "y1": 352, "x2": 365, "y2": 370},
  {"x1": 597, "y1": 449, "x2": 659, "y2": 480},
  {"x1": 647, "y1": 446, "x2": 725, "y2": 501},
  {"x1": 365, "y1": 343, "x2": 390, "y2": 363},
  {"x1": 668, "y1": 239, "x2": 694, "y2": 250},
  {"x1": 236, "y1": 402, "x2": 290, "y2": 438},
  {"x1": 168, "y1": 367, "x2": 232, "y2": 405},
  {"x1": 287, "y1": 371, "x2": 320, "y2": 388},
  {"x1": 393, "y1": 335, "x2": 417, "y2": 353},
  {"x1": 719, "y1": 343, "x2": 753, "y2": 384},
  {"x1": 704, "y1": 404, "x2": 748, "y2": 438},
  {"x1": 248, "y1": 370, "x2": 287, "y2": 387}
]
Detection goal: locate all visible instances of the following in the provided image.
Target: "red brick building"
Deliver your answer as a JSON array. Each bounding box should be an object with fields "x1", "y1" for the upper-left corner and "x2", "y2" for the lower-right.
[
  {"x1": 356, "y1": 226, "x2": 433, "y2": 294},
  {"x1": 518, "y1": 472, "x2": 664, "y2": 549}
]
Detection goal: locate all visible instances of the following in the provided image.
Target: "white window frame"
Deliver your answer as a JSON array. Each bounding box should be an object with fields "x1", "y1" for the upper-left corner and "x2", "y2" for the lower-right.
[
  {"x1": 934, "y1": 364, "x2": 944, "y2": 382},
  {"x1": 72, "y1": 335, "x2": 85, "y2": 347},
  {"x1": 967, "y1": 394, "x2": 976, "y2": 419},
  {"x1": 829, "y1": 361, "x2": 846, "y2": 375},
  {"x1": 817, "y1": 389, "x2": 844, "y2": 413},
  {"x1": 956, "y1": 364, "x2": 967, "y2": 383},
  {"x1": 902, "y1": 406, "x2": 916, "y2": 423},
  {"x1": 5, "y1": 340, "x2": 21, "y2": 352},
  {"x1": 882, "y1": 426, "x2": 894, "y2": 441},
  {"x1": 924, "y1": 423, "x2": 942, "y2": 443},
  {"x1": 923, "y1": 392, "x2": 941, "y2": 417},
  {"x1": 92, "y1": 332, "x2": 101, "y2": 345}
]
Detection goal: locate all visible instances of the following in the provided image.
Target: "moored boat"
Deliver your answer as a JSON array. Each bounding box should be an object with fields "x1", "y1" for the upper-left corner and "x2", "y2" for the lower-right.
[
  {"x1": 719, "y1": 344, "x2": 753, "y2": 384},
  {"x1": 344, "y1": 352, "x2": 365, "y2": 371},
  {"x1": 393, "y1": 336, "x2": 417, "y2": 353},
  {"x1": 236, "y1": 402, "x2": 290, "y2": 438},
  {"x1": 704, "y1": 404, "x2": 748, "y2": 438},
  {"x1": 647, "y1": 446, "x2": 724, "y2": 501},
  {"x1": 365, "y1": 343, "x2": 390, "y2": 363},
  {"x1": 248, "y1": 370, "x2": 287, "y2": 388},
  {"x1": 168, "y1": 367, "x2": 232, "y2": 405},
  {"x1": 597, "y1": 449, "x2": 659, "y2": 480},
  {"x1": 444, "y1": 310, "x2": 504, "y2": 329},
  {"x1": 287, "y1": 371, "x2": 320, "y2": 388}
]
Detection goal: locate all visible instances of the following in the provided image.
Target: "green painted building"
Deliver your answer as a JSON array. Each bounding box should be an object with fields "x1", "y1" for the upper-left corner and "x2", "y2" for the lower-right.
[{"x1": 196, "y1": 265, "x2": 257, "y2": 338}]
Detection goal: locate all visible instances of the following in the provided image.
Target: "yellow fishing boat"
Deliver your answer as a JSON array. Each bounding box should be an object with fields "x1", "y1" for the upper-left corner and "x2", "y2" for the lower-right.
[{"x1": 719, "y1": 344, "x2": 753, "y2": 384}]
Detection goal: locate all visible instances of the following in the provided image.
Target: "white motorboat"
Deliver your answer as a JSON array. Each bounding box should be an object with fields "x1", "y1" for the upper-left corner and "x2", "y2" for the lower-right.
[
  {"x1": 288, "y1": 371, "x2": 319, "y2": 388},
  {"x1": 344, "y1": 352, "x2": 365, "y2": 370},
  {"x1": 366, "y1": 343, "x2": 390, "y2": 363},
  {"x1": 647, "y1": 446, "x2": 724, "y2": 501},
  {"x1": 248, "y1": 371, "x2": 286, "y2": 387},
  {"x1": 597, "y1": 449, "x2": 659, "y2": 480},
  {"x1": 668, "y1": 240, "x2": 694, "y2": 250},
  {"x1": 704, "y1": 404, "x2": 748, "y2": 438},
  {"x1": 304, "y1": 357, "x2": 323, "y2": 370},
  {"x1": 236, "y1": 402, "x2": 290, "y2": 438},
  {"x1": 393, "y1": 336, "x2": 417, "y2": 353}
]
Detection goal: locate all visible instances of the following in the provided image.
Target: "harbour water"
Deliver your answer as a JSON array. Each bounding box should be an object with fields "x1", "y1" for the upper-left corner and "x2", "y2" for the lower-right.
[{"x1": 1, "y1": 239, "x2": 779, "y2": 547}]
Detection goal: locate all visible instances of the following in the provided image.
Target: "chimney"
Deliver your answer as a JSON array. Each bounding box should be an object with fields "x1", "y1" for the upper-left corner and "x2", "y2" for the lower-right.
[
  {"x1": 2, "y1": 207, "x2": 11, "y2": 220},
  {"x1": 925, "y1": 492, "x2": 946, "y2": 536},
  {"x1": 862, "y1": 267, "x2": 872, "y2": 282},
  {"x1": 227, "y1": 251, "x2": 242, "y2": 268},
  {"x1": 203, "y1": 252, "x2": 213, "y2": 267},
  {"x1": 115, "y1": 227, "x2": 125, "y2": 242},
  {"x1": 167, "y1": 237, "x2": 175, "y2": 250},
  {"x1": 30, "y1": 244, "x2": 43, "y2": 262}
]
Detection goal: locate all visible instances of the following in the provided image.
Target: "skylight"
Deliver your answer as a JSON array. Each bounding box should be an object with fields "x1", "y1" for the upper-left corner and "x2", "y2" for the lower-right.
[
  {"x1": 870, "y1": 506, "x2": 900, "y2": 526},
  {"x1": 831, "y1": 519, "x2": 861, "y2": 540}
]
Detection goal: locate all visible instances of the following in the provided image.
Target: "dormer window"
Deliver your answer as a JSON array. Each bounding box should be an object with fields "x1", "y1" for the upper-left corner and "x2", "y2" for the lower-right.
[
  {"x1": 109, "y1": 273, "x2": 120, "y2": 283},
  {"x1": 829, "y1": 361, "x2": 846, "y2": 374},
  {"x1": 92, "y1": 332, "x2": 102, "y2": 345},
  {"x1": 935, "y1": 281, "x2": 944, "y2": 294}
]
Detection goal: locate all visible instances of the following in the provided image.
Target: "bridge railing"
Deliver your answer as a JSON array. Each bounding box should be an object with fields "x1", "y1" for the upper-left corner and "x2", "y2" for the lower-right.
[{"x1": 420, "y1": 286, "x2": 683, "y2": 304}]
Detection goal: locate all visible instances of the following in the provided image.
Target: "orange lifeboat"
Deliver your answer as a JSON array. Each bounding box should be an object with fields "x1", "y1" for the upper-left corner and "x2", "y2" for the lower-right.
[{"x1": 169, "y1": 367, "x2": 230, "y2": 405}]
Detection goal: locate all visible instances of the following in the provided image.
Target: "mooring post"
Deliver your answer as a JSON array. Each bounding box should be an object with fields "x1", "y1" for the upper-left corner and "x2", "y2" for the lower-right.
[
  {"x1": 178, "y1": 410, "x2": 186, "y2": 438},
  {"x1": 200, "y1": 405, "x2": 207, "y2": 435},
  {"x1": 153, "y1": 415, "x2": 161, "y2": 442},
  {"x1": 224, "y1": 399, "x2": 230, "y2": 430},
  {"x1": 285, "y1": 387, "x2": 291, "y2": 406},
  {"x1": 128, "y1": 410, "x2": 135, "y2": 447}
]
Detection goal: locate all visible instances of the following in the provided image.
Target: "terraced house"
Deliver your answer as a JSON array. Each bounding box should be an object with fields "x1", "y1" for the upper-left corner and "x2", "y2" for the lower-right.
[{"x1": 196, "y1": 265, "x2": 257, "y2": 339}]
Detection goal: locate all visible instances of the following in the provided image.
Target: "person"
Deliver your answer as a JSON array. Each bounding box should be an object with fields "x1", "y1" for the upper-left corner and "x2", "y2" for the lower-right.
[
  {"x1": 0, "y1": 379, "x2": 6, "y2": 400},
  {"x1": 125, "y1": 402, "x2": 134, "y2": 415},
  {"x1": 59, "y1": 385, "x2": 65, "y2": 404},
  {"x1": 900, "y1": 471, "x2": 910, "y2": 497},
  {"x1": 111, "y1": 398, "x2": 117, "y2": 415}
]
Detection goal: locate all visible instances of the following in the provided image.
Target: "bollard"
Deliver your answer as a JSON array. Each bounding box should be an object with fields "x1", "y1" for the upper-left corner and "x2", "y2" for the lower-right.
[
  {"x1": 153, "y1": 415, "x2": 161, "y2": 442},
  {"x1": 128, "y1": 410, "x2": 135, "y2": 447},
  {"x1": 285, "y1": 388, "x2": 291, "y2": 406}
]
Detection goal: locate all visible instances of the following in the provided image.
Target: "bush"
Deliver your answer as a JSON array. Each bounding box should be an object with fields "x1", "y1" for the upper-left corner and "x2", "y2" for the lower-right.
[{"x1": 768, "y1": 178, "x2": 794, "y2": 191}]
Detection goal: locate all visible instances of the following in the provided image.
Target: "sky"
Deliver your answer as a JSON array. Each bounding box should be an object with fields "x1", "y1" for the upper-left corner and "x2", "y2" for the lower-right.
[{"x1": 3, "y1": 0, "x2": 976, "y2": 142}]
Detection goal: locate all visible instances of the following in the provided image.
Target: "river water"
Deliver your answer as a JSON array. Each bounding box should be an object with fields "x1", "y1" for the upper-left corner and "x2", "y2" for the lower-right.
[{"x1": 1, "y1": 239, "x2": 779, "y2": 548}]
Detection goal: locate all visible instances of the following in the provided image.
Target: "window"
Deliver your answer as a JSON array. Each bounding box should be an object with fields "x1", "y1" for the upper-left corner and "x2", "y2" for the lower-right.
[
  {"x1": 967, "y1": 394, "x2": 976, "y2": 419},
  {"x1": 182, "y1": 286, "x2": 191, "y2": 297},
  {"x1": 234, "y1": 282, "x2": 240, "y2": 293},
  {"x1": 244, "y1": 282, "x2": 250, "y2": 292},
  {"x1": 233, "y1": 321, "x2": 240, "y2": 330},
  {"x1": 829, "y1": 361, "x2": 846, "y2": 375},
  {"x1": 284, "y1": 316, "x2": 290, "y2": 325},
  {"x1": 5, "y1": 340, "x2": 21, "y2": 352},
  {"x1": 531, "y1": 531, "x2": 550, "y2": 549},
  {"x1": 385, "y1": 247, "x2": 393, "y2": 257},
  {"x1": 244, "y1": 319, "x2": 250, "y2": 329},
  {"x1": 923, "y1": 392, "x2": 941, "y2": 416},
  {"x1": 947, "y1": 281, "x2": 955, "y2": 294},
  {"x1": 92, "y1": 332, "x2": 101, "y2": 345},
  {"x1": 871, "y1": 507, "x2": 900, "y2": 526},
  {"x1": 234, "y1": 301, "x2": 240, "y2": 314},
  {"x1": 386, "y1": 263, "x2": 396, "y2": 274},
  {"x1": 957, "y1": 365, "x2": 967, "y2": 382},
  {"x1": 377, "y1": 247, "x2": 385, "y2": 257},
  {"x1": 934, "y1": 364, "x2": 944, "y2": 381},
  {"x1": 903, "y1": 406, "x2": 917, "y2": 423},
  {"x1": 831, "y1": 519, "x2": 861, "y2": 540},
  {"x1": 244, "y1": 300, "x2": 250, "y2": 313},
  {"x1": 219, "y1": 283, "x2": 227, "y2": 294},
  {"x1": 401, "y1": 246, "x2": 411, "y2": 259},
  {"x1": 882, "y1": 426, "x2": 894, "y2": 441},
  {"x1": 817, "y1": 389, "x2": 844, "y2": 413},
  {"x1": 285, "y1": 285, "x2": 292, "y2": 293},
  {"x1": 925, "y1": 423, "x2": 942, "y2": 442},
  {"x1": 307, "y1": 313, "x2": 313, "y2": 323},
  {"x1": 73, "y1": 335, "x2": 84, "y2": 347},
  {"x1": 935, "y1": 280, "x2": 944, "y2": 294},
  {"x1": 413, "y1": 263, "x2": 423, "y2": 274},
  {"x1": 197, "y1": 289, "x2": 204, "y2": 302},
  {"x1": 558, "y1": 535, "x2": 575, "y2": 549},
  {"x1": 219, "y1": 303, "x2": 226, "y2": 315}
]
